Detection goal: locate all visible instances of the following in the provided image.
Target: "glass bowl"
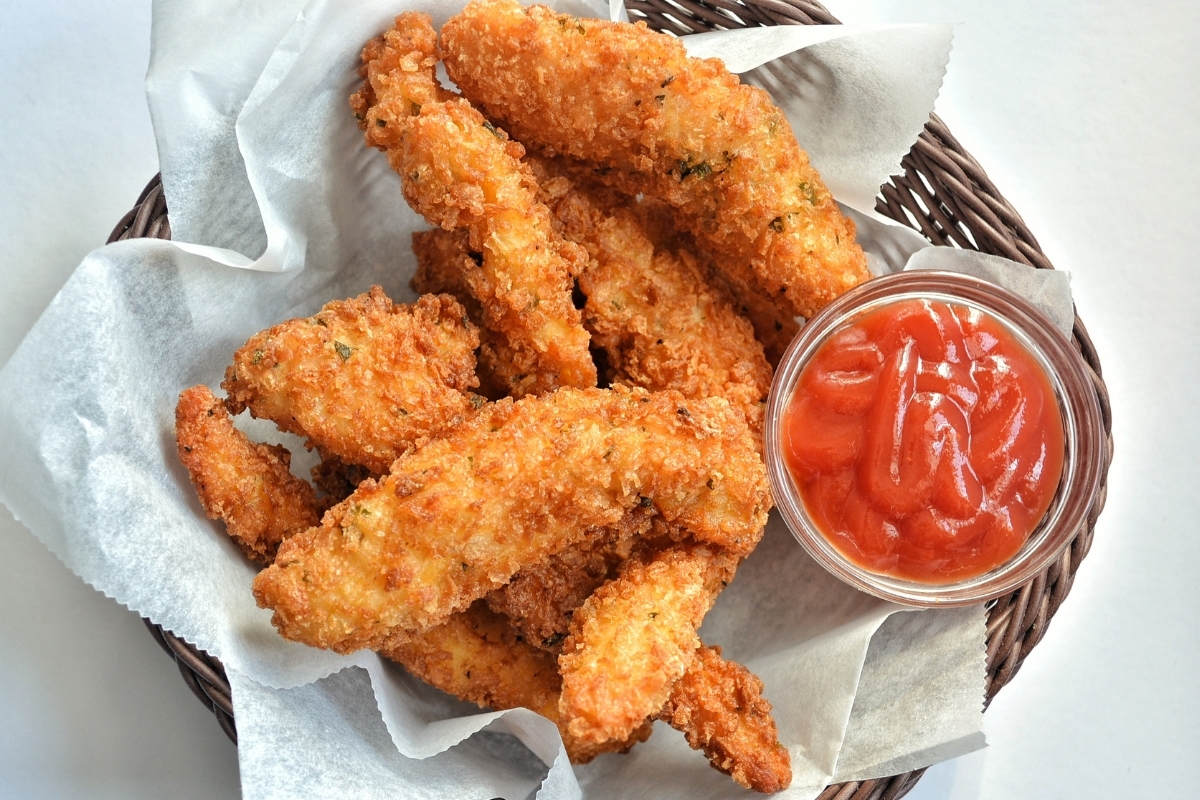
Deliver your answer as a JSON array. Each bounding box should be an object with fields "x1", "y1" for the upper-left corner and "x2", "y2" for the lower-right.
[{"x1": 764, "y1": 270, "x2": 1105, "y2": 607}]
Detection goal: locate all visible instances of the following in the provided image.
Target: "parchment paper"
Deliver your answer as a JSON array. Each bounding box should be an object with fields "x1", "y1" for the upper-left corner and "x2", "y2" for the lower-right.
[{"x1": 0, "y1": 0, "x2": 1069, "y2": 797}]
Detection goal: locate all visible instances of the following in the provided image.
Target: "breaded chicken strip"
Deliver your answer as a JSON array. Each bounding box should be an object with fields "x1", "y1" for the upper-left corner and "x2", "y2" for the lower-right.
[
  {"x1": 175, "y1": 385, "x2": 321, "y2": 565},
  {"x1": 484, "y1": 524, "x2": 641, "y2": 652},
  {"x1": 412, "y1": 165, "x2": 772, "y2": 432},
  {"x1": 483, "y1": 518, "x2": 789, "y2": 789},
  {"x1": 440, "y1": 0, "x2": 869, "y2": 319},
  {"x1": 379, "y1": 601, "x2": 652, "y2": 764},
  {"x1": 634, "y1": 196, "x2": 800, "y2": 368},
  {"x1": 352, "y1": 12, "x2": 596, "y2": 396},
  {"x1": 310, "y1": 455, "x2": 379, "y2": 511},
  {"x1": 557, "y1": 542, "x2": 737, "y2": 746},
  {"x1": 486, "y1": 533, "x2": 791, "y2": 789},
  {"x1": 383, "y1": 602, "x2": 785, "y2": 784},
  {"x1": 659, "y1": 645, "x2": 792, "y2": 793},
  {"x1": 706, "y1": 268, "x2": 801, "y2": 370},
  {"x1": 252, "y1": 385, "x2": 769, "y2": 654},
  {"x1": 222, "y1": 288, "x2": 481, "y2": 475},
  {"x1": 530, "y1": 157, "x2": 771, "y2": 432},
  {"x1": 410, "y1": 229, "x2": 522, "y2": 400}
]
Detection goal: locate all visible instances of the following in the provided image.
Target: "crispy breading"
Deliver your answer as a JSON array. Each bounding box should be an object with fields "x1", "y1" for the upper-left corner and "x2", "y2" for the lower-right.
[
  {"x1": 175, "y1": 385, "x2": 321, "y2": 565},
  {"x1": 633, "y1": 196, "x2": 800, "y2": 368},
  {"x1": 383, "y1": 601, "x2": 560, "y2": 716},
  {"x1": 252, "y1": 385, "x2": 769, "y2": 654},
  {"x1": 411, "y1": 164, "x2": 773, "y2": 432},
  {"x1": 440, "y1": 0, "x2": 869, "y2": 319},
  {"x1": 222, "y1": 288, "x2": 481, "y2": 475},
  {"x1": 379, "y1": 601, "x2": 652, "y2": 764},
  {"x1": 530, "y1": 156, "x2": 771, "y2": 432},
  {"x1": 410, "y1": 229, "x2": 520, "y2": 400},
  {"x1": 659, "y1": 645, "x2": 792, "y2": 793},
  {"x1": 310, "y1": 454, "x2": 379, "y2": 511},
  {"x1": 485, "y1": 524, "x2": 641, "y2": 652},
  {"x1": 535, "y1": 160, "x2": 801, "y2": 367},
  {"x1": 557, "y1": 542, "x2": 738, "y2": 745},
  {"x1": 411, "y1": 226, "x2": 601, "y2": 393},
  {"x1": 353, "y1": 12, "x2": 596, "y2": 396},
  {"x1": 385, "y1": 596, "x2": 786, "y2": 782},
  {"x1": 705, "y1": 267, "x2": 801, "y2": 370},
  {"x1": 410, "y1": 229, "x2": 483, "y2": 322}
]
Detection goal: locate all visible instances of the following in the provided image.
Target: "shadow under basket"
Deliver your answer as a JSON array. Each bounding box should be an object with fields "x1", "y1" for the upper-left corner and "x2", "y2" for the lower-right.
[{"x1": 114, "y1": 1, "x2": 1113, "y2": 796}]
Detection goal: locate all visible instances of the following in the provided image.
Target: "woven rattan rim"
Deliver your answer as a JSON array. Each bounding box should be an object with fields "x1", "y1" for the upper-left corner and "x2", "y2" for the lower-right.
[{"x1": 114, "y1": 1, "x2": 1113, "y2": 796}]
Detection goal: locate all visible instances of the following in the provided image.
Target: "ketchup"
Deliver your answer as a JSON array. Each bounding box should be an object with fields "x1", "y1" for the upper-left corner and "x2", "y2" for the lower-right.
[{"x1": 782, "y1": 298, "x2": 1064, "y2": 583}]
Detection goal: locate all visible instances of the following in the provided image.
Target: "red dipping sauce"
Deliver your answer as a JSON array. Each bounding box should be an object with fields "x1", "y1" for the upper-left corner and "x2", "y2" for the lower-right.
[{"x1": 782, "y1": 298, "x2": 1064, "y2": 583}]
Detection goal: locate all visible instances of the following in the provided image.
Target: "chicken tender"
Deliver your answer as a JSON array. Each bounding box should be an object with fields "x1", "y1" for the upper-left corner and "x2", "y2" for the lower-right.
[
  {"x1": 352, "y1": 12, "x2": 596, "y2": 396},
  {"x1": 379, "y1": 601, "x2": 652, "y2": 764},
  {"x1": 557, "y1": 542, "x2": 738, "y2": 745},
  {"x1": 530, "y1": 157, "x2": 771, "y2": 432},
  {"x1": 485, "y1": 524, "x2": 641, "y2": 652},
  {"x1": 410, "y1": 229, "x2": 483, "y2": 324},
  {"x1": 549, "y1": 167, "x2": 801, "y2": 369},
  {"x1": 388, "y1": 548, "x2": 786, "y2": 784},
  {"x1": 175, "y1": 385, "x2": 321, "y2": 565},
  {"x1": 412, "y1": 164, "x2": 772, "y2": 432},
  {"x1": 252, "y1": 385, "x2": 769, "y2": 654},
  {"x1": 440, "y1": 0, "x2": 869, "y2": 319},
  {"x1": 222, "y1": 288, "x2": 481, "y2": 475},
  {"x1": 706, "y1": 267, "x2": 801, "y2": 370},
  {"x1": 410, "y1": 229, "x2": 522, "y2": 400},
  {"x1": 310, "y1": 455, "x2": 379, "y2": 510},
  {"x1": 660, "y1": 645, "x2": 792, "y2": 793}
]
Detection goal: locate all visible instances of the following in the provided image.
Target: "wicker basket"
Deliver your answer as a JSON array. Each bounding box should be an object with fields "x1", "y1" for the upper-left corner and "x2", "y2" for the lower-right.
[{"x1": 111, "y1": 0, "x2": 1114, "y2": 796}]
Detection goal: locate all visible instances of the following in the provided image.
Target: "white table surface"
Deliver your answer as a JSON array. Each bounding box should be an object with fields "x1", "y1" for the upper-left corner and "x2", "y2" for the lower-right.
[{"x1": 1, "y1": 1, "x2": 1197, "y2": 798}]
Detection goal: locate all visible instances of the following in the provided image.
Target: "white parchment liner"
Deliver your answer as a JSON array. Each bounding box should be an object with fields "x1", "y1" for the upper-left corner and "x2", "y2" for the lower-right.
[{"x1": 0, "y1": 0, "x2": 1079, "y2": 796}]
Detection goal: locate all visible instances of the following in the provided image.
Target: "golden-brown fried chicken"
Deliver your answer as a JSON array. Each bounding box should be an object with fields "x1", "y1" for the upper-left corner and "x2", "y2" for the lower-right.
[
  {"x1": 410, "y1": 229, "x2": 483, "y2": 324},
  {"x1": 530, "y1": 156, "x2": 772, "y2": 432},
  {"x1": 252, "y1": 385, "x2": 769, "y2": 654},
  {"x1": 223, "y1": 288, "x2": 481, "y2": 475},
  {"x1": 410, "y1": 229, "x2": 522, "y2": 400},
  {"x1": 412, "y1": 164, "x2": 773, "y2": 432},
  {"x1": 175, "y1": 385, "x2": 321, "y2": 565},
  {"x1": 310, "y1": 454, "x2": 379, "y2": 511},
  {"x1": 440, "y1": 0, "x2": 869, "y2": 319},
  {"x1": 379, "y1": 601, "x2": 652, "y2": 764},
  {"x1": 556, "y1": 542, "x2": 738, "y2": 746},
  {"x1": 383, "y1": 600, "x2": 787, "y2": 785},
  {"x1": 660, "y1": 645, "x2": 792, "y2": 793},
  {"x1": 705, "y1": 267, "x2": 802, "y2": 370},
  {"x1": 537, "y1": 162, "x2": 802, "y2": 369},
  {"x1": 352, "y1": 12, "x2": 596, "y2": 397},
  {"x1": 484, "y1": 524, "x2": 641, "y2": 652}
]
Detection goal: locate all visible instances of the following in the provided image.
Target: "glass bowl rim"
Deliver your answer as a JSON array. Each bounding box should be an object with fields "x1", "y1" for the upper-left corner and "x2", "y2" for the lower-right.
[{"x1": 764, "y1": 269, "x2": 1106, "y2": 607}]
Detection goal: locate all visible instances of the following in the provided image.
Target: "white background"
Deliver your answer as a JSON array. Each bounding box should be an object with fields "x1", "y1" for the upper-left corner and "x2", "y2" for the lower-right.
[{"x1": 1, "y1": 0, "x2": 1197, "y2": 798}]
